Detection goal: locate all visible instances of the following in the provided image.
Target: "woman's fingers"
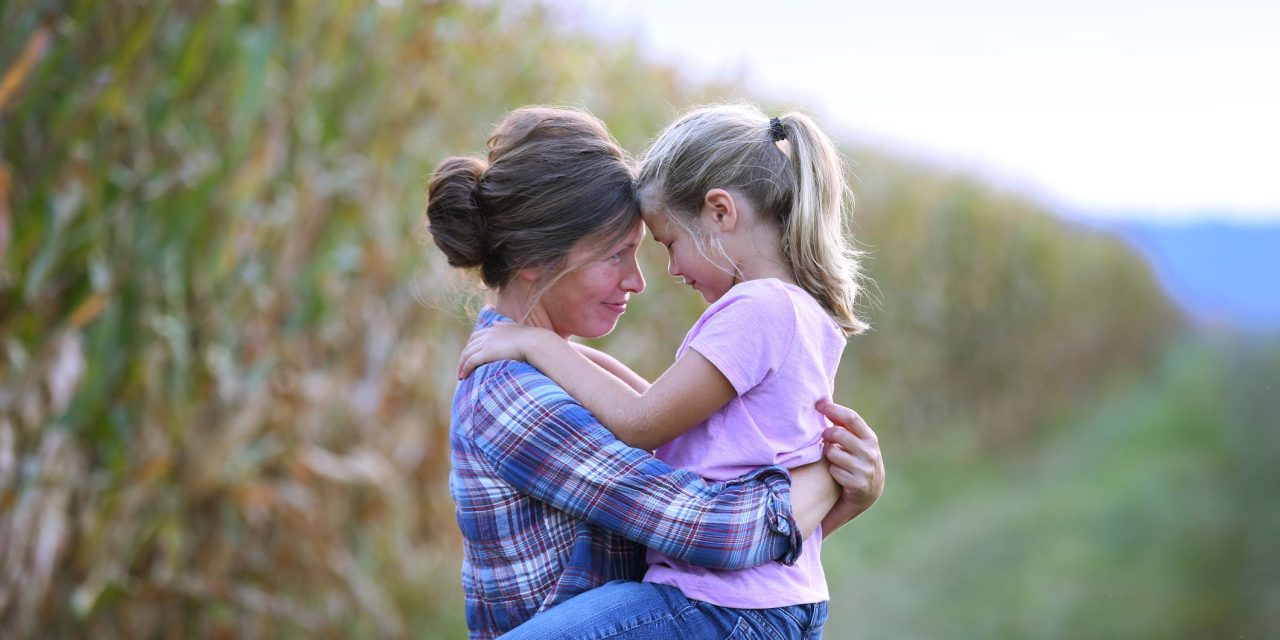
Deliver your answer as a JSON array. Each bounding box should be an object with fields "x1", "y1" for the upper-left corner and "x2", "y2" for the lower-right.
[
  {"x1": 816, "y1": 400, "x2": 876, "y2": 442},
  {"x1": 822, "y1": 425, "x2": 860, "y2": 451},
  {"x1": 824, "y1": 441, "x2": 873, "y2": 477},
  {"x1": 827, "y1": 461, "x2": 872, "y2": 495},
  {"x1": 817, "y1": 399, "x2": 885, "y2": 510}
]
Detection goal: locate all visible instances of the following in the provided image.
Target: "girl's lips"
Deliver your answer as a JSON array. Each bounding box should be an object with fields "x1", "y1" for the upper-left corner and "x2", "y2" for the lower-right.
[{"x1": 603, "y1": 302, "x2": 627, "y2": 314}]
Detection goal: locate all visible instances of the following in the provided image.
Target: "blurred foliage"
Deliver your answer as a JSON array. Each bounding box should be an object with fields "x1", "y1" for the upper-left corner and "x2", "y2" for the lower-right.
[
  {"x1": 837, "y1": 149, "x2": 1180, "y2": 446},
  {"x1": 1, "y1": 0, "x2": 1184, "y2": 637},
  {"x1": 604, "y1": 150, "x2": 1181, "y2": 449}
]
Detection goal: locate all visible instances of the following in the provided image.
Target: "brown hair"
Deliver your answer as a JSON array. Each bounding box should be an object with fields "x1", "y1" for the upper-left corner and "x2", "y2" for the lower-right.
[
  {"x1": 426, "y1": 106, "x2": 640, "y2": 302},
  {"x1": 637, "y1": 103, "x2": 868, "y2": 335}
]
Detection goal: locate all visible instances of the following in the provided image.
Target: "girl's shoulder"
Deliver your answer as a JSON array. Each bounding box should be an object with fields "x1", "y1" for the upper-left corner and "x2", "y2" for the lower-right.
[
  {"x1": 715, "y1": 279, "x2": 841, "y2": 338},
  {"x1": 717, "y1": 278, "x2": 794, "y2": 308},
  {"x1": 699, "y1": 279, "x2": 797, "y2": 328},
  {"x1": 717, "y1": 278, "x2": 821, "y2": 316}
]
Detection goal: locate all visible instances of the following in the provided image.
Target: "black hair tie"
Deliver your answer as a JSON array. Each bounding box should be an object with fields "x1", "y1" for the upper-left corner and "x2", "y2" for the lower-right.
[{"x1": 769, "y1": 117, "x2": 787, "y2": 142}]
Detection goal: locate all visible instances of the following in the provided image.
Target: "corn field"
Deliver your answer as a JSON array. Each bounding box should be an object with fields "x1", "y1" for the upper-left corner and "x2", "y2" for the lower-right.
[{"x1": 1, "y1": 1, "x2": 1177, "y2": 637}]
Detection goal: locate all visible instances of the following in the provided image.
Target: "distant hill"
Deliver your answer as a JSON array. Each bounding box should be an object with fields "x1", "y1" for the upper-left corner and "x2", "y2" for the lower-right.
[{"x1": 1098, "y1": 220, "x2": 1280, "y2": 331}]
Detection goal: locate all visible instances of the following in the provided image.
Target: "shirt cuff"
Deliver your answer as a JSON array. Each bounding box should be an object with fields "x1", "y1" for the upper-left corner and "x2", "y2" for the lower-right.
[{"x1": 724, "y1": 465, "x2": 804, "y2": 566}]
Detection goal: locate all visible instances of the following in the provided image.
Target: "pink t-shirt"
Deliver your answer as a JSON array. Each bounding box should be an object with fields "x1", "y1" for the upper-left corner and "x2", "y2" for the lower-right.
[{"x1": 644, "y1": 278, "x2": 846, "y2": 608}]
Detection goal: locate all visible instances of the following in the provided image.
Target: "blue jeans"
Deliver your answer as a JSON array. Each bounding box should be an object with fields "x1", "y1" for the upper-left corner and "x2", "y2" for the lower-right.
[{"x1": 499, "y1": 580, "x2": 828, "y2": 640}]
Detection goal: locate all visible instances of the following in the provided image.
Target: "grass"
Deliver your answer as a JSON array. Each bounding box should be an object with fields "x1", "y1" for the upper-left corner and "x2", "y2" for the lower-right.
[{"x1": 823, "y1": 336, "x2": 1280, "y2": 638}]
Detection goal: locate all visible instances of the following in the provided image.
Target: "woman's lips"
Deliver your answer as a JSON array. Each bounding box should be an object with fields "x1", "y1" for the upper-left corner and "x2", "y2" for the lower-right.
[{"x1": 603, "y1": 302, "x2": 627, "y2": 314}]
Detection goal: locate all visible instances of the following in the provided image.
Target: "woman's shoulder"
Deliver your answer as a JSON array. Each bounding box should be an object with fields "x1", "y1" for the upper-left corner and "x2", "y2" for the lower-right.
[
  {"x1": 467, "y1": 359, "x2": 576, "y2": 408},
  {"x1": 462, "y1": 308, "x2": 586, "y2": 413}
]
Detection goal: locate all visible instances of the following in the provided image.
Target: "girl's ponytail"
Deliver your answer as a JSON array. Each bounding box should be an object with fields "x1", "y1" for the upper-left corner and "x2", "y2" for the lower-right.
[
  {"x1": 776, "y1": 112, "x2": 868, "y2": 335},
  {"x1": 637, "y1": 104, "x2": 868, "y2": 335}
]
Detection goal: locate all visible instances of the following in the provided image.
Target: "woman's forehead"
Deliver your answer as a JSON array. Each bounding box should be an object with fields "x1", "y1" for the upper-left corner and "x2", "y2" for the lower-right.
[{"x1": 572, "y1": 219, "x2": 645, "y2": 256}]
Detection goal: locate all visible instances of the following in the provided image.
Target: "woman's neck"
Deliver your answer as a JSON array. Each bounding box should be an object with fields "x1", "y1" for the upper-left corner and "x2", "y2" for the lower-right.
[{"x1": 493, "y1": 287, "x2": 566, "y2": 339}]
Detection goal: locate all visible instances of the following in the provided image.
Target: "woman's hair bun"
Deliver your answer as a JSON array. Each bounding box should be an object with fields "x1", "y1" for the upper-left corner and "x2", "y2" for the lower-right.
[{"x1": 426, "y1": 155, "x2": 490, "y2": 268}]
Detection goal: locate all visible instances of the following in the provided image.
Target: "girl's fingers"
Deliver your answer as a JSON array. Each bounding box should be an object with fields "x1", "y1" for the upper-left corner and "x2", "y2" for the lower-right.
[{"x1": 458, "y1": 340, "x2": 483, "y2": 378}]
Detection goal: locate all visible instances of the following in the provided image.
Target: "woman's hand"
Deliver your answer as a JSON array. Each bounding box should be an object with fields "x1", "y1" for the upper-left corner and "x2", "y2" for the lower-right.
[
  {"x1": 457, "y1": 323, "x2": 555, "y2": 379},
  {"x1": 816, "y1": 400, "x2": 885, "y2": 537}
]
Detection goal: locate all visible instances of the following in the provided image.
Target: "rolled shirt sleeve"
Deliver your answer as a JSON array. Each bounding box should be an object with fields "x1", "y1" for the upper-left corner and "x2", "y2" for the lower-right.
[{"x1": 463, "y1": 363, "x2": 803, "y2": 569}]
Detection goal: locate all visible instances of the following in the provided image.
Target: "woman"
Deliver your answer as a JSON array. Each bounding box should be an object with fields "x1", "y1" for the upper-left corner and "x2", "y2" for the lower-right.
[{"x1": 426, "y1": 106, "x2": 884, "y2": 639}]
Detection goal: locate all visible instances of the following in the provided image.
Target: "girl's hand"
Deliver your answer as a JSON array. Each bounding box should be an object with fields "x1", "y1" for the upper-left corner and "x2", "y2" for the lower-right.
[
  {"x1": 457, "y1": 323, "x2": 554, "y2": 379},
  {"x1": 816, "y1": 400, "x2": 885, "y2": 534}
]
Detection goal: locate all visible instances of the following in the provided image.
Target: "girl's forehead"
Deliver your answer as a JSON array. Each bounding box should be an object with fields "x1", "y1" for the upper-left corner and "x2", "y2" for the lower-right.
[
  {"x1": 641, "y1": 206, "x2": 670, "y2": 225},
  {"x1": 641, "y1": 211, "x2": 668, "y2": 234}
]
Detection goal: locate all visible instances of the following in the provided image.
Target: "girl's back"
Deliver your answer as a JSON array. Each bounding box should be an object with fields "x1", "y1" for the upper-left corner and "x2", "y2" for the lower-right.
[{"x1": 645, "y1": 278, "x2": 845, "y2": 608}]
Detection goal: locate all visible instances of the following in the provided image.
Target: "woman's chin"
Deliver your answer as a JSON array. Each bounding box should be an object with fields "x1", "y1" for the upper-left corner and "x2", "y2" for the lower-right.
[{"x1": 578, "y1": 317, "x2": 622, "y2": 339}]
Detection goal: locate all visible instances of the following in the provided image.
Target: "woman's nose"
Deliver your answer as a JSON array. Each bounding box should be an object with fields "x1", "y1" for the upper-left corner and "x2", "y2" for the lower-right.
[{"x1": 623, "y1": 256, "x2": 646, "y2": 293}]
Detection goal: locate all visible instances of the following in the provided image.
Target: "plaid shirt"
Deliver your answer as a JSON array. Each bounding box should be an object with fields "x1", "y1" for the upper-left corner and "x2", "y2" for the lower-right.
[{"x1": 450, "y1": 308, "x2": 803, "y2": 638}]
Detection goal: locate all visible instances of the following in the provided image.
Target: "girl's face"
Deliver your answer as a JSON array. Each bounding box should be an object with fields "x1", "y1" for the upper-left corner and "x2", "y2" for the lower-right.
[
  {"x1": 643, "y1": 208, "x2": 735, "y2": 303},
  {"x1": 534, "y1": 220, "x2": 647, "y2": 339}
]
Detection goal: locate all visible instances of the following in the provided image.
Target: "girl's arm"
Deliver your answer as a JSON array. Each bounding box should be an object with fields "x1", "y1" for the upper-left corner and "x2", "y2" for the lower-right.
[
  {"x1": 458, "y1": 324, "x2": 733, "y2": 450},
  {"x1": 464, "y1": 365, "x2": 803, "y2": 571},
  {"x1": 569, "y1": 342, "x2": 650, "y2": 393}
]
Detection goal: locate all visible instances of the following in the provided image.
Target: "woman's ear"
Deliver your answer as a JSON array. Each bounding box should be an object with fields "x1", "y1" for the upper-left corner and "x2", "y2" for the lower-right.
[
  {"x1": 516, "y1": 264, "x2": 544, "y2": 283},
  {"x1": 701, "y1": 188, "x2": 739, "y2": 233}
]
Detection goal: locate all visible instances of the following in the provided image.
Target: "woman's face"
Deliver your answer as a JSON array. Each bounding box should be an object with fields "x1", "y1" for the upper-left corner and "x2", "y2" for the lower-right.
[{"x1": 535, "y1": 220, "x2": 647, "y2": 339}]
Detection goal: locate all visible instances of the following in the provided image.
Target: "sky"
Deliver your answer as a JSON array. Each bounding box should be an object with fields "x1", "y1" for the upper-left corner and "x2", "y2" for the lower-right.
[{"x1": 556, "y1": 0, "x2": 1280, "y2": 222}]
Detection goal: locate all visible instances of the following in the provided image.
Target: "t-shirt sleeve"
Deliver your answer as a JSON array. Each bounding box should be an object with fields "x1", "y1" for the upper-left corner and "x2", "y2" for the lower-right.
[{"x1": 687, "y1": 284, "x2": 797, "y2": 395}]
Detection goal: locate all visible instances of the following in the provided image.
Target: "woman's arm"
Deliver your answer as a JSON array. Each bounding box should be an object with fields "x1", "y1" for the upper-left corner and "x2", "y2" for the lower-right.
[
  {"x1": 467, "y1": 366, "x2": 802, "y2": 570},
  {"x1": 786, "y1": 458, "x2": 840, "y2": 540},
  {"x1": 459, "y1": 324, "x2": 733, "y2": 450},
  {"x1": 815, "y1": 400, "x2": 885, "y2": 538},
  {"x1": 782, "y1": 401, "x2": 884, "y2": 541},
  {"x1": 773, "y1": 401, "x2": 886, "y2": 540}
]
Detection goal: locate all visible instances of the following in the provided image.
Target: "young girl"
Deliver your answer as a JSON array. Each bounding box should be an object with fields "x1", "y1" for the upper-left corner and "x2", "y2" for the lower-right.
[{"x1": 457, "y1": 103, "x2": 867, "y2": 639}]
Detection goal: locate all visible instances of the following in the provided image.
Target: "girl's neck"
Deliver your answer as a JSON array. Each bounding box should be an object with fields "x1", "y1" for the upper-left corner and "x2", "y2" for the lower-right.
[
  {"x1": 728, "y1": 223, "x2": 796, "y2": 287},
  {"x1": 737, "y1": 258, "x2": 795, "y2": 286}
]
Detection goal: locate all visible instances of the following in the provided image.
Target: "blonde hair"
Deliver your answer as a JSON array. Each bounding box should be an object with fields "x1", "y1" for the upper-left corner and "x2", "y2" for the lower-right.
[{"x1": 637, "y1": 103, "x2": 868, "y2": 335}]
